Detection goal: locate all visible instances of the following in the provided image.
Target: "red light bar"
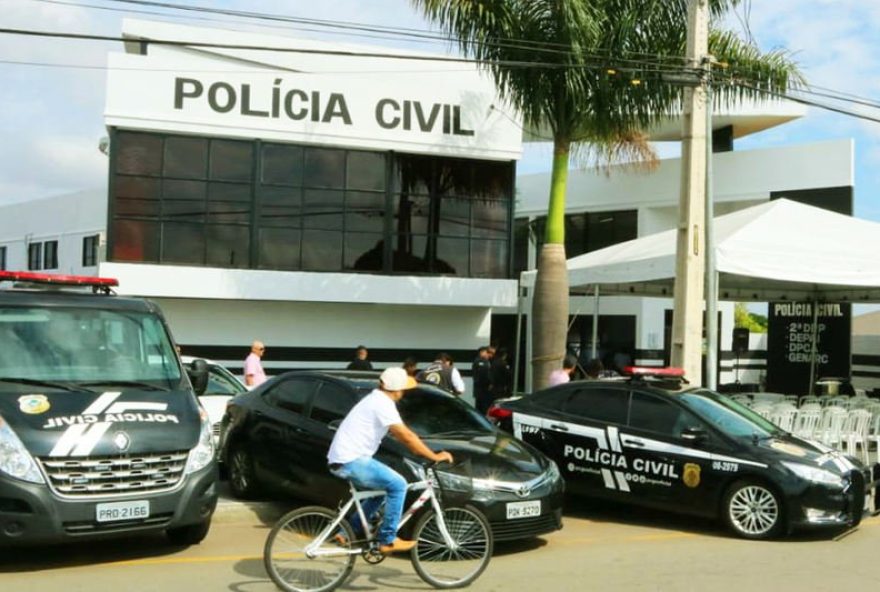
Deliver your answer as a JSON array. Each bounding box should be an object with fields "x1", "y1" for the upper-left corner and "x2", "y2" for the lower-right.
[
  {"x1": 622, "y1": 366, "x2": 685, "y2": 378},
  {"x1": 0, "y1": 271, "x2": 118, "y2": 287}
]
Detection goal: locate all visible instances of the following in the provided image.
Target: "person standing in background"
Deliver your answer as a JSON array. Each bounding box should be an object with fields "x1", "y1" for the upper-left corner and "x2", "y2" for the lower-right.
[
  {"x1": 347, "y1": 345, "x2": 374, "y2": 370},
  {"x1": 472, "y1": 346, "x2": 493, "y2": 414},
  {"x1": 402, "y1": 356, "x2": 419, "y2": 377},
  {"x1": 244, "y1": 340, "x2": 267, "y2": 387},
  {"x1": 417, "y1": 353, "x2": 465, "y2": 396},
  {"x1": 489, "y1": 347, "x2": 512, "y2": 402},
  {"x1": 548, "y1": 355, "x2": 577, "y2": 387}
]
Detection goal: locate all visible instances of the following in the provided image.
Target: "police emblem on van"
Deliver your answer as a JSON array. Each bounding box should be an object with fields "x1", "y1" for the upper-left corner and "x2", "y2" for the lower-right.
[
  {"x1": 683, "y1": 463, "x2": 701, "y2": 488},
  {"x1": 18, "y1": 394, "x2": 50, "y2": 415}
]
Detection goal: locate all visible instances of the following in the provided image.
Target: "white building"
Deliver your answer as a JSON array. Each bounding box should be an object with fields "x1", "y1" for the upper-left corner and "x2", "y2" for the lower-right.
[{"x1": 0, "y1": 19, "x2": 872, "y2": 391}]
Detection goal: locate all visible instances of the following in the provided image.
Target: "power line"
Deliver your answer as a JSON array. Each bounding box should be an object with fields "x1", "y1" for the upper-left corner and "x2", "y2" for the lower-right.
[{"x1": 731, "y1": 79, "x2": 880, "y2": 126}]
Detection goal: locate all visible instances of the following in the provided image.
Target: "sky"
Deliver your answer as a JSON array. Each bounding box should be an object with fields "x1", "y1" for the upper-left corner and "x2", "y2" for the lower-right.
[{"x1": 2, "y1": 0, "x2": 880, "y2": 221}]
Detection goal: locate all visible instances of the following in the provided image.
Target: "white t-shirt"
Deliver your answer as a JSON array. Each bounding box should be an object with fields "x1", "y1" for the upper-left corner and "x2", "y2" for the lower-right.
[{"x1": 327, "y1": 389, "x2": 403, "y2": 465}]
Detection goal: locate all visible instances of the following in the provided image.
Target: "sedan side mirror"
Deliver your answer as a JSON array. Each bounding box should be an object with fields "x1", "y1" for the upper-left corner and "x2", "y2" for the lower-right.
[
  {"x1": 328, "y1": 419, "x2": 342, "y2": 432},
  {"x1": 680, "y1": 426, "x2": 707, "y2": 445},
  {"x1": 187, "y1": 358, "x2": 209, "y2": 397}
]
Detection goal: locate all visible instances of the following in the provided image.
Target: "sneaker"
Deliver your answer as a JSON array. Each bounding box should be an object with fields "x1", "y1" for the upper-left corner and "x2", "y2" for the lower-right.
[{"x1": 378, "y1": 538, "x2": 417, "y2": 554}]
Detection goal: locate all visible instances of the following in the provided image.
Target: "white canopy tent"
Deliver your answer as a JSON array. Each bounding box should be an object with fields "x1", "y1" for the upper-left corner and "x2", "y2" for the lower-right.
[{"x1": 517, "y1": 199, "x2": 880, "y2": 391}]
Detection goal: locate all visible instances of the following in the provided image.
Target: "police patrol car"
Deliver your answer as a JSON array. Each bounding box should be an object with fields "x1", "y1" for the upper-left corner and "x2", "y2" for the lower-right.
[
  {"x1": 0, "y1": 272, "x2": 217, "y2": 546},
  {"x1": 488, "y1": 367, "x2": 879, "y2": 539}
]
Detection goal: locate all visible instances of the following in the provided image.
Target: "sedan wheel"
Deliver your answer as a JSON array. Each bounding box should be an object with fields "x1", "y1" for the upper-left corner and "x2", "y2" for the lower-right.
[
  {"x1": 723, "y1": 480, "x2": 783, "y2": 540},
  {"x1": 228, "y1": 446, "x2": 259, "y2": 499}
]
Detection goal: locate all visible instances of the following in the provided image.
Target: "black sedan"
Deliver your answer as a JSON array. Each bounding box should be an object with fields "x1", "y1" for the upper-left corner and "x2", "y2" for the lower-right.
[
  {"x1": 488, "y1": 371, "x2": 878, "y2": 540},
  {"x1": 220, "y1": 370, "x2": 564, "y2": 542}
]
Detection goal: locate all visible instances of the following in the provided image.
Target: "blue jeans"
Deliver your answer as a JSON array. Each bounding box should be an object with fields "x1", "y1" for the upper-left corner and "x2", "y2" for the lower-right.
[{"x1": 330, "y1": 457, "x2": 407, "y2": 546}]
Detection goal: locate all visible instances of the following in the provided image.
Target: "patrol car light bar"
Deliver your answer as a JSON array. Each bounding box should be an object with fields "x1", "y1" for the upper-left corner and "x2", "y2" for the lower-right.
[
  {"x1": 0, "y1": 271, "x2": 119, "y2": 288},
  {"x1": 621, "y1": 366, "x2": 686, "y2": 378}
]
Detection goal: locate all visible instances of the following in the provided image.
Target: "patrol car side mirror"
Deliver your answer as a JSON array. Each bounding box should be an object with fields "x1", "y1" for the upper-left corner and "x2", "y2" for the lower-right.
[
  {"x1": 187, "y1": 358, "x2": 209, "y2": 397},
  {"x1": 681, "y1": 427, "x2": 707, "y2": 445}
]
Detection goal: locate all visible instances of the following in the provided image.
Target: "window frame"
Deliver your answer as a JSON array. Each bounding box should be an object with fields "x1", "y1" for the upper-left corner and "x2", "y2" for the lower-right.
[
  {"x1": 82, "y1": 234, "x2": 99, "y2": 267},
  {"x1": 27, "y1": 242, "x2": 42, "y2": 271}
]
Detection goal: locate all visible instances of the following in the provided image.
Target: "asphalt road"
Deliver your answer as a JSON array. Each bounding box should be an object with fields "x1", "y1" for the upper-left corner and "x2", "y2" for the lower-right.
[{"x1": 2, "y1": 497, "x2": 879, "y2": 592}]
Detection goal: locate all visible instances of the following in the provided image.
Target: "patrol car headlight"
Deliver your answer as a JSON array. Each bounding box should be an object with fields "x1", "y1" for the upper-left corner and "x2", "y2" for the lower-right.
[
  {"x1": 545, "y1": 460, "x2": 561, "y2": 483},
  {"x1": 185, "y1": 409, "x2": 215, "y2": 474},
  {"x1": 0, "y1": 415, "x2": 44, "y2": 484},
  {"x1": 781, "y1": 461, "x2": 844, "y2": 487}
]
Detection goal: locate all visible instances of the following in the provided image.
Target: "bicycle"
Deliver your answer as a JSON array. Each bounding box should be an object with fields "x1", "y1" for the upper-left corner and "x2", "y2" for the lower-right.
[{"x1": 263, "y1": 460, "x2": 493, "y2": 591}]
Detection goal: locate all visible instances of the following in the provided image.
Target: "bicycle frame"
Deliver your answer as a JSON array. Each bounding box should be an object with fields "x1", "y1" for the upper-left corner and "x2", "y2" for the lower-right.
[{"x1": 303, "y1": 475, "x2": 458, "y2": 558}]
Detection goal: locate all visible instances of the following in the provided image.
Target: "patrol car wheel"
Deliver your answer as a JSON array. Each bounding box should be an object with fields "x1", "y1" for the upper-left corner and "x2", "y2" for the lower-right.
[
  {"x1": 228, "y1": 445, "x2": 259, "y2": 499},
  {"x1": 723, "y1": 480, "x2": 784, "y2": 540}
]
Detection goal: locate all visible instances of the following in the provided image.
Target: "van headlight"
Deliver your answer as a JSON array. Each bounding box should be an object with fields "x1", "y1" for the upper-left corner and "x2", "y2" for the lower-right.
[
  {"x1": 0, "y1": 415, "x2": 44, "y2": 484},
  {"x1": 781, "y1": 461, "x2": 844, "y2": 487},
  {"x1": 185, "y1": 408, "x2": 215, "y2": 474}
]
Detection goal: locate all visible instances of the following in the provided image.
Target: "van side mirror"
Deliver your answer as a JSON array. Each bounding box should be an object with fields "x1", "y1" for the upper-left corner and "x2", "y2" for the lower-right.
[
  {"x1": 187, "y1": 358, "x2": 209, "y2": 396},
  {"x1": 681, "y1": 427, "x2": 707, "y2": 445}
]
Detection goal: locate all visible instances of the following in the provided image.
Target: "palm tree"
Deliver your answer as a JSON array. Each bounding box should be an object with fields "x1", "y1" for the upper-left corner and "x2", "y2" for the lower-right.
[{"x1": 412, "y1": 0, "x2": 802, "y2": 389}]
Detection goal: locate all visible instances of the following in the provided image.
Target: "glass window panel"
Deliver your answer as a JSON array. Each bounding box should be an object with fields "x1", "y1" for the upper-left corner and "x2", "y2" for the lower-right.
[
  {"x1": 210, "y1": 139, "x2": 253, "y2": 182},
  {"x1": 586, "y1": 210, "x2": 637, "y2": 253},
  {"x1": 304, "y1": 148, "x2": 345, "y2": 189},
  {"x1": 112, "y1": 219, "x2": 159, "y2": 262},
  {"x1": 472, "y1": 198, "x2": 508, "y2": 239},
  {"x1": 629, "y1": 391, "x2": 689, "y2": 436},
  {"x1": 345, "y1": 191, "x2": 385, "y2": 233},
  {"x1": 395, "y1": 154, "x2": 432, "y2": 196},
  {"x1": 260, "y1": 186, "x2": 301, "y2": 228},
  {"x1": 208, "y1": 183, "x2": 251, "y2": 224},
  {"x1": 513, "y1": 218, "x2": 531, "y2": 274},
  {"x1": 116, "y1": 198, "x2": 160, "y2": 217},
  {"x1": 259, "y1": 227, "x2": 301, "y2": 270},
  {"x1": 435, "y1": 237, "x2": 468, "y2": 275},
  {"x1": 116, "y1": 176, "x2": 159, "y2": 201},
  {"x1": 303, "y1": 189, "x2": 343, "y2": 230},
  {"x1": 310, "y1": 382, "x2": 358, "y2": 424},
  {"x1": 346, "y1": 151, "x2": 385, "y2": 191},
  {"x1": 565, "y1": 213, "x2": 588, "y2": 257},
  {"x1": 162, "y1": 223, "x2": 205, "y2": 264},
  {"x1": 472, "y1": 160, "x2": 512, "y2": 199},
  {"x1": 164, "y1": 136, "x2": 208, "y2": 179},
  {"x1": 28, "y1": 243, "x2": 42, "y2": 270},
  {"x1": 470, "y1": 239, "x2": 507, "y2": 278},
  {"x1": 393, "y1": 194, "x2": 429, "y2": 235},
  {"x1": 163, "y1": 179, "x2": 205, "y2": 201},
  {"x1": 261, "y1": 143, "x2": 303, "y2": 185},
  {"x1": 392, "y1": 234, "x2": 429, "y2": 273},
  {"x1": 115, "y1": 132, "x2": 162, "y2": 176},
  {"x1": 163, "y1": 200, "x2": 205, "y2": 223},
  {"x1": 438, "y1": 197, "x2": 470, "y2": 237},
  {"x1": 345, "y1": 232, "x2": 384, "y2": 271},
  {"x1": 435, "y1": 159, "x2": 472, "y2": 199},
  {"x1": 302, "y1": 229, "x2": 342, "y2": 271},
  {"x1": 563, "y1": 387, "x2": 629, "y2": 425},
  {"x1": 206, "y1": 225, "x2": 250, "y2": 268}
]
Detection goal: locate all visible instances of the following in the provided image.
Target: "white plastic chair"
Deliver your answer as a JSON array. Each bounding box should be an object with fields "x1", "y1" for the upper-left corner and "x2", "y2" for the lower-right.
[
  {"x1": 814, "y1": 407, "x2": 847, "y2": 448},
  {"x1": 784, "y1": 394, "x2": 800, "y2": 406},
  {"x1": 841, "y1": 409, "x2": 872, "y2": 464},
  {"x1": 792, "y1": 408, "x2": 822, "y2": 440},
  {"x1": 730, "y1": 394, "x2": 752, "y2": 406},
  {"x1": 769, "y1": 407, "x2": 797, "y2": 433},
  {"x1": 799, "y1": 395, "x2": 820, "y2": 408}
]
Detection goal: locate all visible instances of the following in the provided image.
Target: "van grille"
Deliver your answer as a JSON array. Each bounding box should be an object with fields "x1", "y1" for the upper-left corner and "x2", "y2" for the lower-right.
[{"x1": 39, "y1": 452, "x2": 188, "y2": 498}]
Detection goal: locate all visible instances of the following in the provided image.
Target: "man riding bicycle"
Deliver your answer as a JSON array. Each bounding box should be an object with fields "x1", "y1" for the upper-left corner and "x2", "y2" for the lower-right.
[{"x1": 327, "y1": 367, "x2": 453, "y2": 554}]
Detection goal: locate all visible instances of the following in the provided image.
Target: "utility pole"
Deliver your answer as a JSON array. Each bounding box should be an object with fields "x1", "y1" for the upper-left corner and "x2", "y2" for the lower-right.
[{"x1": 670, "y1": 0, "x2": 710, "y2": 385}]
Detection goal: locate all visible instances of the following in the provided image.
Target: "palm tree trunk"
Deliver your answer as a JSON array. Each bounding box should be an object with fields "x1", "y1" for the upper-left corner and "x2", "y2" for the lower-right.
[{"x1": 531, "y1": 140, "x2": 570, "y2": 390}]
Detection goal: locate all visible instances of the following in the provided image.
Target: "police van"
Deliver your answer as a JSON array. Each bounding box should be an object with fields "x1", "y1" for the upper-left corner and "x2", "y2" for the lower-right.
[
  {"x1": 489, "y1": 368, "x2": 879, "y2": 540},
  {"x1": 0, "y1": 272, "x2": 217, "y2": 546}
]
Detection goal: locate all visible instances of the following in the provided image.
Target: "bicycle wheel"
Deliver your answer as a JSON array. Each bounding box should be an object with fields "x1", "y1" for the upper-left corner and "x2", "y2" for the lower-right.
[
  {"x1": 410, "y1": 504, "x2": 493, "y2": 589},
  {"x1": 263, "y1": 506, "x2": 356, "y2": 592}
]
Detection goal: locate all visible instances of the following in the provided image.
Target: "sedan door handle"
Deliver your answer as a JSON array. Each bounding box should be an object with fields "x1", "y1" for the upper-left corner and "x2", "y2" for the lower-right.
[
  {"x1": 550, "y1": 423, "x2": 569, "y2": 432},
  {"x1": 624, "y1": 439, "x2": 645, "y2": 448}
]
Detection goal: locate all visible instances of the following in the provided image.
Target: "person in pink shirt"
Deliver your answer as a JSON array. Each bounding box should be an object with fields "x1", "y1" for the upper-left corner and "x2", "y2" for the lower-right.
[
  {"x1": 548, "y1": 355, "x2": 577, "y2": 387},
  {"x1": 244, "y1": 340, "x2": 267, "y2": 387}
]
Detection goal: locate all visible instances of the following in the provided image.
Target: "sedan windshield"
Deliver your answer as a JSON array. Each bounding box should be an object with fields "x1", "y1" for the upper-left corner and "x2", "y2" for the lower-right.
[
  {"x1": 679, "y1": 389, "x2": 778, "y2": 439},
  {"x1": 398, "y1": 387, "x2": 493, "y2": 437},
  {"x1": 0, "y1": 306, "x2": 181, "y2": 389}
]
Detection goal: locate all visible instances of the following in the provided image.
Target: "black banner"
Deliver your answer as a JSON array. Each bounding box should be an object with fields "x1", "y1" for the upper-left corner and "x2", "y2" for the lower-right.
[{"x1": 765, "y1": 302, "x2": 851, "y2": 395}]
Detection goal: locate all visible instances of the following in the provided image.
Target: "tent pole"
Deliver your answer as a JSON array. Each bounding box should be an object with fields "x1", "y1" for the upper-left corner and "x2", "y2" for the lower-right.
[
  {"x1": 808, "y1": 298, "x2": 819, "y2": 396},
  {"x1": 704, "y1": 71, "x2": 718, "y2": 390},
  {"x1": 591, "y1": 285, "x2": 600, "y2": 360},
  {"x1": 513, "y1": 281, "x2": 523, "y2": 396}
]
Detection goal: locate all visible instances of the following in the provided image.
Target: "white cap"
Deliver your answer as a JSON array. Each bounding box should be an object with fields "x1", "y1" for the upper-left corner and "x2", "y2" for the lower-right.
[{"x1": 380, "y1": 367, "x2": 418, "y2": 391}]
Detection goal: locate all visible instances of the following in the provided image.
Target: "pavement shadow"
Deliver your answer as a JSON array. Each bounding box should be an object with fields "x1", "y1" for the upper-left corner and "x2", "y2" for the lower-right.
[
  {"x1": 230, "y1": 556, "x2": 431, "y2": 591},
  {"x1": 0, "y1": 533, "x2": 188, "y2": 573},
  {"x1": 562, "y1": 494, "x2": 726, "y2": 537}
]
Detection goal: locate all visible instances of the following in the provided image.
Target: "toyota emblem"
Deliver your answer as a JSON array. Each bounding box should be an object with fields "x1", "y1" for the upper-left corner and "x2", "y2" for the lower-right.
[{"x1": 516, "y1": 485, "x2": 531, "y2": 498}]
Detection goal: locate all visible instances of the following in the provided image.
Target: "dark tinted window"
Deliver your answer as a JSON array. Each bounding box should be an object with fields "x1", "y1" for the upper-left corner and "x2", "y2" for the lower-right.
[
  {"x1": 562, "y1": 386, "x2": 629, "y2": 425},
  {"x1": 266, "y1": 377, "x2": 318, "y2": 415},
  {"x1": 397, "y1": 388, "x2": 492, "y2": 436},
  {"x1": 628, "y1": 391, "x2": 690, "y2": 437},
  {"x1": 530, "y1": 388, "x2": 572, "y2": 410},
  {"x1": 311, "y1": 382, "x2": 358, "y2": 424},
  {"x1": 27, "y1": 243, "x2": 42, "y2": 271},
  {"x1": 43, "y1": 240, "x2": 58, "y2": 270},
  {"x1": 205, "y1": 366, "x2": 246, "y2": 395}
]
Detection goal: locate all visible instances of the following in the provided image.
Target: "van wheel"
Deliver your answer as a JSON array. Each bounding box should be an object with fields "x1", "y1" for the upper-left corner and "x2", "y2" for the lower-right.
[
  {"x1": 167, "y1": 519, "x2": 211, "y2": 545},
  {"x1": 228, "y1": 445, "x2": 259, "y2": 499},
  {"x1": 722, "y1": 480, "x2": 784, "y2": 540}
]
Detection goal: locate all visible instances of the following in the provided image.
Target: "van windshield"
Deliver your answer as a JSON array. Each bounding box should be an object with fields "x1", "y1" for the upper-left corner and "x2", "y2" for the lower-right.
[{"x1": 0, "y1": 306, "x2": 182, "y2": 389}]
